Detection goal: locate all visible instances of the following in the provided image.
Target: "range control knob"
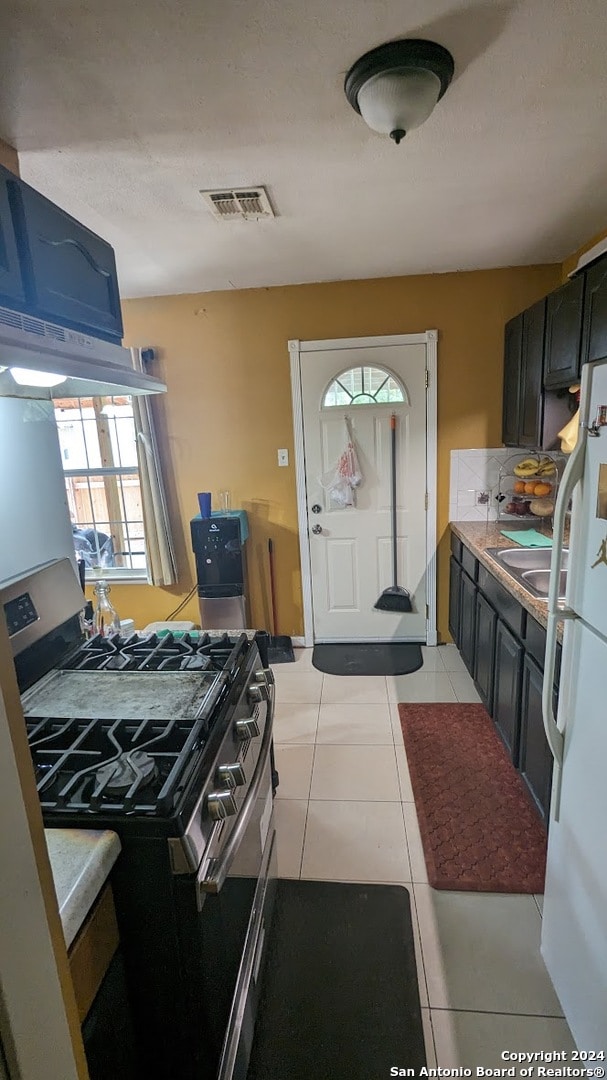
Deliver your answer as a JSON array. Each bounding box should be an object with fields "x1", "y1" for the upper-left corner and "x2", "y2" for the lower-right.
[
  {"x1": 217, "y1": 762, "x2": 246, "y2": 789},
  {"x1": 248, "y1": 684, "x2": 266, "y2": 706},
  {"x1": 208, "y1": 790, "x2": 238, "y2": 821},
  {"x1": 254, "y1": 670, "x2": 268, "y2": 685},
  {"x1": 235, "y1": 716, "x2": 260, "y2": 741}
]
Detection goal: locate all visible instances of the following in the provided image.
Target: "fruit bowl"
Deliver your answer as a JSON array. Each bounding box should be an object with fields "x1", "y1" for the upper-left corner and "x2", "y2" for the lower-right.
[{"x1": 497, "y1": 454, "x2": 562, "y2": 522}]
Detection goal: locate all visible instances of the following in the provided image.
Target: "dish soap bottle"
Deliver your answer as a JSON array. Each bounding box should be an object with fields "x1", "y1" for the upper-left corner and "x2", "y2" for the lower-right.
[{"x1": 93, "y1": 581, "x2": 121, "y2": 637}]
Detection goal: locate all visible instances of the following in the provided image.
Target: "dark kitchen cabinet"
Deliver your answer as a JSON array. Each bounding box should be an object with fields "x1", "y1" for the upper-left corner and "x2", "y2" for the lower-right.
[
  {"x1": 518, "y1": 299, "x2": 546, "y2": 447},
  {"x1": 12, "y1": 179, "x2": 123, "y2": 340},
  {"x1": 581, "y1": 257, "x2": 607, "y2": 366},
  {"x1": 519, "y1": 653, "x2": 553, "y2": 823},
  {"x1": 449, "y1": 556, "x2": 462, "y2": 646},
  {"x1": 459, "y1": 571, "x2": 477, "y2": 673},
  {"x1": 544, "y1": 276, "x2": 584, "y2": 389},
  {"x1": 473, "y1": 590, "x2": 497, "y2": 712},
  {"x1": 0, "y1": 169, "x2": 26, "y2": 304},
  {"x1": 492, "y1": 619, "x2": 523, "y2": 764},
  {"x1": 502, "y1": 313, "x2": 523, "y2": 446}
]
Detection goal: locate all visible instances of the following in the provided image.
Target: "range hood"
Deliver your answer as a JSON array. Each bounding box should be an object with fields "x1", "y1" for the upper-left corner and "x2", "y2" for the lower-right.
[{"x1": 0, "y1": 305, "x2": 166, "y2": 399}]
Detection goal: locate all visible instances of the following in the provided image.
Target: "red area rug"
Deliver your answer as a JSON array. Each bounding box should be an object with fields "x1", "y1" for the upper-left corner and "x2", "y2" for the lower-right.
[{"x1": 398, "y1": 703, "x2": 547, "y2": 893}]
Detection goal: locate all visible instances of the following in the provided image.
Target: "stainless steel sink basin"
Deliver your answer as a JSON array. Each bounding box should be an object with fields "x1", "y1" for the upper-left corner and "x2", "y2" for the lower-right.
[{"x1": 485, "y1": 547, "x2": 568, "y2": 601}]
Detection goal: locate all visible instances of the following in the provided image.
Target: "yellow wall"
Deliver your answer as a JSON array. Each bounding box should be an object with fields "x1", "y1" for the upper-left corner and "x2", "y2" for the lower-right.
[
  {"x1": 110, "y1": 264, "x2": 561, "y2": 641},
  {"x1": 561, "y1": 228, "x2": 607, "y2": 281},
  {"x1": 0, "y1": 138, "x2": 19, "y2": 175}
]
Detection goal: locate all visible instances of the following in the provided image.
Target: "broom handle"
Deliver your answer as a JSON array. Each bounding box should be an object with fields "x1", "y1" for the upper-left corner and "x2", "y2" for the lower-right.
[
  {"x1": 391, "y1": 414, "x2": 398, "y2": 587},
  {"x1": 268, "y1": 538, "x2": 278, "y2": 636}
]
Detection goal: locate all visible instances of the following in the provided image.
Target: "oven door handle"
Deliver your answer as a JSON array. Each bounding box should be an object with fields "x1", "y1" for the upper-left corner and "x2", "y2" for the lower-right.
[{"x1": 197, "y1": 683, "x2": 274, "y2": 899}]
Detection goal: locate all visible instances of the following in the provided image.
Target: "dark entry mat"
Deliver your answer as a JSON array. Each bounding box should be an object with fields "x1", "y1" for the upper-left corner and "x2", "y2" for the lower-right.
[
  {"x1": 247, "y1": 880, "x2": 426, "y2": 1080},
  {"x1": 312, "y1": 641, "x2": 423, "y2": 676}
]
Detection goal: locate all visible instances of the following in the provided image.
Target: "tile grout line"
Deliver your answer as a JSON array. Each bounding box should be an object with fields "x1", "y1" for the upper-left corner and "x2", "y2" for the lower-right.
[{"x1": 297, "y1": 698, "x2": 321, "y2": 878}]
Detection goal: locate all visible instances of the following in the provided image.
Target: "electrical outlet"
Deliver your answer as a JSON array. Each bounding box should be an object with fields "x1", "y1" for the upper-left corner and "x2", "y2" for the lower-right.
[
  {"x1": 277, "y1": 449, "x2": 289, "y2": 467},
  {"x1": 476, "y1": 490, "x2": 490, "y2": 505}
]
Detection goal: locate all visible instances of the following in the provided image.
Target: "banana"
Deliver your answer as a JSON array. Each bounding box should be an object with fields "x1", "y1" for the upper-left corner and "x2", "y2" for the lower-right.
[{"x1": 513, "y1": 457, "x2": 541, "y2": 478}]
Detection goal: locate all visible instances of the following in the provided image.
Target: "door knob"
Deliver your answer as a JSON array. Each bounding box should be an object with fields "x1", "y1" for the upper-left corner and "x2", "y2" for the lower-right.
[
  {"x1": 311, "y1": 524, "x2": 322, "y2": 535},
  {"x1": 311, "y1": 504, "x2": 322, "y2": 514}
]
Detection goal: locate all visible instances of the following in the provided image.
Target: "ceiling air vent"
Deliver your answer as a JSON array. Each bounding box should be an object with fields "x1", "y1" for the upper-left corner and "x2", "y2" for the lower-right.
[{"x1": 200, "y1": 186, "x2": 275, "y2": 221}]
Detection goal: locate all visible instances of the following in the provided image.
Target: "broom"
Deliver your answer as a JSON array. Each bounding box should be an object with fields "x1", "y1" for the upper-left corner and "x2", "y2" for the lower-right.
[{"x1": 374, "y1": 413, "x2": 413, "y2": 613}]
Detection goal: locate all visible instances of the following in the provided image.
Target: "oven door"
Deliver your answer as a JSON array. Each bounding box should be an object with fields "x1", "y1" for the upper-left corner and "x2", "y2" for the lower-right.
[{"x1": 175, "y1": 677, "x2": 276, "y2": 1080}]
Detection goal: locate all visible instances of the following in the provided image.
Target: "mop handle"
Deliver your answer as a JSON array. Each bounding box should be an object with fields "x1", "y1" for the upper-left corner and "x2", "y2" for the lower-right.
[{"x1": 391, "y1": 414, "x2": 398, "y2": 587}]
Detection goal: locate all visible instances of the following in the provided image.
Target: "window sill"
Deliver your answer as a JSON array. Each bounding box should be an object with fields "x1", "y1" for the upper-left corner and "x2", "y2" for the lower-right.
[{"x1": 85, "y1": 570, "x2": 148, "y2": 586}]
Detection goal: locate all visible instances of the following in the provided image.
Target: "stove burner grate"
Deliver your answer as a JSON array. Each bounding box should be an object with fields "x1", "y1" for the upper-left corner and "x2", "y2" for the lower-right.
[{"x1": 64, "y1": 631, "x2": 237, "y2": 673}]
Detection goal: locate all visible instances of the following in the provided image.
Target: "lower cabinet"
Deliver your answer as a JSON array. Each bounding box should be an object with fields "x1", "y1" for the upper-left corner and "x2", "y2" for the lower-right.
[
  {"x1": 519, "y1": 654, "x2": 554, "y2": 823},
  {"x1": 449, "y1": 556, "x2": 462, "y2": 645},
  {"x1": 492, "y1": 620, "x2": 523, "y2": 764},
  {"x1": 459, "y1": 570, "x2": 477, "y2": 672},
  {"x1": 473, "y1": 591, "x2": 497, "y2": 712},
  {"x1": 449, "y1": 536, "x2": 559, "y2": 825}
]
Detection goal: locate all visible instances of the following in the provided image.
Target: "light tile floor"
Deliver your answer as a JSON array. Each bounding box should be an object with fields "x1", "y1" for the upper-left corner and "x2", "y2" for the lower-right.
[{"x1": 272, "y1": 644, "x2": 575, "y2": 1068}]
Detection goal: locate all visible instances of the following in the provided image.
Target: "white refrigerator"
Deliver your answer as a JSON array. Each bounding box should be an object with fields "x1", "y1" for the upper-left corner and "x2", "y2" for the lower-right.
[{"x1": 541, "y1": 356, "x2": 607, "y2": 1048}]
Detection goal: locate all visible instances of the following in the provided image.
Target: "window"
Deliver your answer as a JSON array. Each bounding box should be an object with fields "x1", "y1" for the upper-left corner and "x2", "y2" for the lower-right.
[
  {"x1": 54, "y1": 395, "x2": 147, "y2": 579},
  {"x1": 323, "y1": 366, "x2": 406, "y2": 408}
]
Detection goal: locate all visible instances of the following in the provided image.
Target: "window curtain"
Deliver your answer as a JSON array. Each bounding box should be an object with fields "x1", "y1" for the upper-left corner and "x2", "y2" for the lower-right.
[{"x1": 130, "y1": 348, "x2": 177, "y2": 586}]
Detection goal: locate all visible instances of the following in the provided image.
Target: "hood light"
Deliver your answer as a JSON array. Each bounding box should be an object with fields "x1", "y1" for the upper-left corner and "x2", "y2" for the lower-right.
[{"x1": 10, "y1": 367, "x2": 67, "y2": 388}]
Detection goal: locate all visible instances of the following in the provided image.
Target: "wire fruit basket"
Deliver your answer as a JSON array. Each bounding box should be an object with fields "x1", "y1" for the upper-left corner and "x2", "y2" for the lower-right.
[{"x1": 496, "y1": 453, "x2": 564, "y2": 524}]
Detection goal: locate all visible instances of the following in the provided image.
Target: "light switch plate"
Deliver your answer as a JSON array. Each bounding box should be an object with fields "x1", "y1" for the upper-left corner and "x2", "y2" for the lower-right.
[{"x1": 278, "y1": 449, "x2": 289, "y2": 467}]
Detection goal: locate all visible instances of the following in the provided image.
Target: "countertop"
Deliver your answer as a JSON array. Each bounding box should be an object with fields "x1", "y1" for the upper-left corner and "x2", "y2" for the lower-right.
[
  {"x1": 450, "y1": 521, "x2": 565, "y2": 638},
  {"x1": 45, "y1": 829, "x2": 121, "y2": 949}
]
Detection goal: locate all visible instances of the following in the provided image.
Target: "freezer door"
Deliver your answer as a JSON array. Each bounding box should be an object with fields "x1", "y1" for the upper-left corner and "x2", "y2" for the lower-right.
[
  {"x1": 541, "y1": 618, "x2": 607, "y2": 1048},
  {"x1": 568, "y1": 358, "x2": 607, "y2": 638}
]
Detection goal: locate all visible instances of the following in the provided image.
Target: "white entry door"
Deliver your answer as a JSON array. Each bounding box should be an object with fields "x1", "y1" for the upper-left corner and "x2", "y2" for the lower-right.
[{"x1": 297, "y1": 339, "x2": 430, "y2": 642}]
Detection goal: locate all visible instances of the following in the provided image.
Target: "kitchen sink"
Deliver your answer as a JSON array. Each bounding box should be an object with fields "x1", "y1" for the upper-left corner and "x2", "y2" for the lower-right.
[{"x1": 485, "y1": 547, "x2": 568, "y2": 601}]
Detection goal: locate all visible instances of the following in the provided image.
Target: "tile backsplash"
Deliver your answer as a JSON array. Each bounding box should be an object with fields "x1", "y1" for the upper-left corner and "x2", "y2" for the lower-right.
[{"x1": 449, "y1": 448, "x2": 516, "y2": 522}]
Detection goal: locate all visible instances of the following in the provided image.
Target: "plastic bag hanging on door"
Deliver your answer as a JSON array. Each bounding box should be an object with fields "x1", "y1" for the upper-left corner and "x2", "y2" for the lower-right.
[{"x1": 320, "y1": 417, "x2": 363, "y2": 507}]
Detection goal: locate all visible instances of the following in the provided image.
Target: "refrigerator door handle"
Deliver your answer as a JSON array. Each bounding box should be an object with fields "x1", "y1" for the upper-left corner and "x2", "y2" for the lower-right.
[{"x1": 542, "y1": 370, "x2": 589, "y2": 787}]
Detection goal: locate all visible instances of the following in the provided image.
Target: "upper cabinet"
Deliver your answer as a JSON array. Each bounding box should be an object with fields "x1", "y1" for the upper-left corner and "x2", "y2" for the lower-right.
[
  {"x1": 502, "y1": 313, "x2": 523, "y2": 446},
  {"x1": 518, "y1": 298, "x2": 546, "y2": 447},
  {"x1": 581, "y1": 258, "x2": 607, "y2": 366},
  {"x1": 0, "y1": 165, "x2": 123, "y2": 342},
  {"x1": 0, "y1": 171, "x2": 26, "y2": 304},
  {"x1": 544, "y1": 275, "x2": 584, "y2": 389}
]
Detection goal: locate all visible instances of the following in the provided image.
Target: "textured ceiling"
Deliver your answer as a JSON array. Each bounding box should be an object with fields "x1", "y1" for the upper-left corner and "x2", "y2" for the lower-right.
[{"x1": 1, "y1": 0, "x2": 606, "y2": 297}]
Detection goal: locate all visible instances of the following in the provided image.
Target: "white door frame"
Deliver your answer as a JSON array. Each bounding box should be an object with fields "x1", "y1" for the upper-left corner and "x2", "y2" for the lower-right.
[{"x1": 289, "y1": 332, "x2": 438, "y2": 648}]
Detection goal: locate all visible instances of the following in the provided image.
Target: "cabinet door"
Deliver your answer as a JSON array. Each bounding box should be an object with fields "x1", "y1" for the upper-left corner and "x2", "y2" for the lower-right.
[
  {"x1": 502, "y1": 313, "x2": 523, "y2": 446},
  {"x1": 459, "y1": 571, "x2": 477, "y2": 675},
  {"x1": 544, "y1": 276, "x2": 584, "y2": 389},
  {"x1": 449, "y1": 557, "x2": 462, "y2": 646},
  {"x1": 473, "y1": 591, "x2": 497, "y2": 713},
  {"x1": 519, "y1": 653, "x2": 553, "y2": 823},
  {"x1": 581, "y1": 258, "x2": 607, "y2": 366},
  {"x1": 12, "y1": 180, "x2": 123, "y2": 340},
  {"x1": 0, "y1": 167, "x2": 26, "y2": 304},
  {"x1": 518, "y1": 299, "x2": 546, "y2": 447},
  {"x1": 492, "y1": 619, "x2": 523, "y2": 763}
]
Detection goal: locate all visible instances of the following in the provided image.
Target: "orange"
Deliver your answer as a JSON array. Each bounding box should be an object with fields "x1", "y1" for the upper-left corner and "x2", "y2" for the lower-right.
[
  {"x1": 513, "y1": 481, "x2": 526, "y2": 494},
  {"x1": 524, "y1": 481, "x2": 537, "y2": 494},
  {"x1": 533, "y1": 482, "x2": 552, "y2": 496}
]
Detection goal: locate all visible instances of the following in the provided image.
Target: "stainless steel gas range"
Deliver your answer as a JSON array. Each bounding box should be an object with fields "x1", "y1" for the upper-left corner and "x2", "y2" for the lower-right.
[{"x1": 3, "y1": 558, "x2": 278, "y2": 1080}]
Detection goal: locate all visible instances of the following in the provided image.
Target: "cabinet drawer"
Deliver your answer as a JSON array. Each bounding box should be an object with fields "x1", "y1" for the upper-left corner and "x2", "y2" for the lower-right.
[
  {"x1": 460, "y1": 545, "x2": 478, "y2": 581},
  {"x1": 477, "y1": 565, "x2": 526, "y2": 639},
  {"x1": 69, "y1": 884, "x2": 119, "y2": 1024},
  {"x1": 450, "y1": 532, "x2": 463, "y2": 563},
  {"x1": 12, "y1": 180, "x2": 123, "y2": 340}
]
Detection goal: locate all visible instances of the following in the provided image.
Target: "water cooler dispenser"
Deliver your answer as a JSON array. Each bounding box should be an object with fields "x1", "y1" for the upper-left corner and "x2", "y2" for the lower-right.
[{"x1": 190, "y1": 513, "x2": 248, "y2": 629}]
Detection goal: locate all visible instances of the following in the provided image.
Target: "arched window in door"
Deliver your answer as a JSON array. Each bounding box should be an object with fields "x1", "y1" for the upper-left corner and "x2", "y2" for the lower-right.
[{"x1": 322, "y1": 365, "x2": 407, "y2": 407}]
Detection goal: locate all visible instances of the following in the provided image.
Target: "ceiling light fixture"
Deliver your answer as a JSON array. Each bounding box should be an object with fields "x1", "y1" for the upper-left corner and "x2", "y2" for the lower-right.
[
  {"x1": 10, "y1": 367, "x2": 67, "y2": 388},
  {"x1": 345, "y1": 38, "x2": 454, "y2": 145}
]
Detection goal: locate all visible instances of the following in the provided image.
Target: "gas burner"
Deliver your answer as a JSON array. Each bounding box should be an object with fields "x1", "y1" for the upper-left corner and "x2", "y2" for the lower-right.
[
  {"x1": 63, "y1": 631, "x2": 238, "y2": 673},
  {"x1": 96, "y1": 750, "x2": 157, "y2": 797}
]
